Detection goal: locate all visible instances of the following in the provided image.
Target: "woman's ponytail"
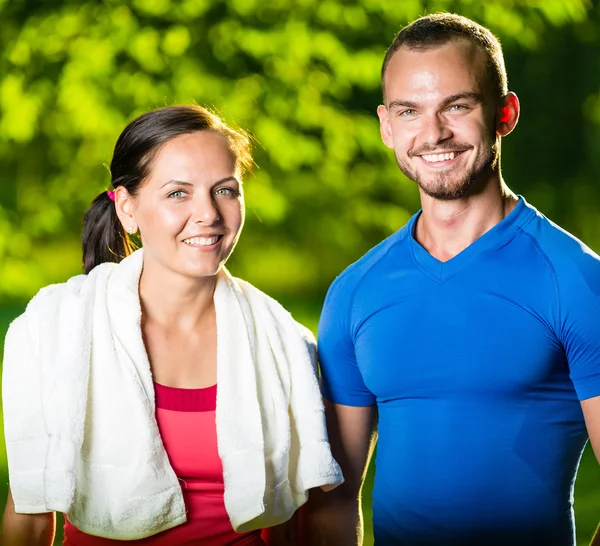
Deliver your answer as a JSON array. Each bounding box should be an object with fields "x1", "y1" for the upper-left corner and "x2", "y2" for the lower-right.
[{"x1": 81, "y1": 191, "x2": 133, "y2": 274}]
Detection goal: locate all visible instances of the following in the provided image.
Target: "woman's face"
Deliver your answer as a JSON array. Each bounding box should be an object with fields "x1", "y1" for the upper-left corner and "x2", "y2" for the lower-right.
[{"x1": 121, "y1": 130, "x2": 245, "y2": 281}]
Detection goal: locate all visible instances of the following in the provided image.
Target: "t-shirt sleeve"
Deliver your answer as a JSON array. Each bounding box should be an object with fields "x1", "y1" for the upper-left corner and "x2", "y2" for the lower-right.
[
  {"x1": 318, "y1": 276, "x2": 376, "y2": 407},
  {"x1": 557, "y1": 249, "x2": 600, "y2": 401}
]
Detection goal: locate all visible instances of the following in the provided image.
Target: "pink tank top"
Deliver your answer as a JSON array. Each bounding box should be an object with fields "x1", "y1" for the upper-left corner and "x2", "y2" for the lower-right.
[{"x1": 63, "y1": 383, "x2": 265, "y2": 545}]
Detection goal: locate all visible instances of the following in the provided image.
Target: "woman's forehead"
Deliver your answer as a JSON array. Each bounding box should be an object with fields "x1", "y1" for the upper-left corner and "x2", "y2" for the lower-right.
[{"x1": 147, "y1": 131, "x2": 236, "y2": 181}]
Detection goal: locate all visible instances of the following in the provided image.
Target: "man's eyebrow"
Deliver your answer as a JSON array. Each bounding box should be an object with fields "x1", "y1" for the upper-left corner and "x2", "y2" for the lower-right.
[
  {"x1": 159, "y1": 177, "x2": 238, "y2": 190},
  {"x1": 387, "y1": 92, "x2": 484, "y2": 111},
  {"x1": 441, "y1": 92, "x2": 483, "y2": 107},
  {"x1": 387, "y1": 99, "x2": 419, "y2": 110}
]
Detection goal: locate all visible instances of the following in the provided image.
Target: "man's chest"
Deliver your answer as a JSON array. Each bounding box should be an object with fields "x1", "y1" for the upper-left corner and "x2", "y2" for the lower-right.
[{"x1": 352, "y1": 278, "x2": 567, "y2": 402}]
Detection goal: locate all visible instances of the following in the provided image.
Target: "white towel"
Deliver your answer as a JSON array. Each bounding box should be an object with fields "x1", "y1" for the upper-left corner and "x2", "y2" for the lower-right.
[{"x1": 2, "y1": 249, "x2": 343, "y2": 540}]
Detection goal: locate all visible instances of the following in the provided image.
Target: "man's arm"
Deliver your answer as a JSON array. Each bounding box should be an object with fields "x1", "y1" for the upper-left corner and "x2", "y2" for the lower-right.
[
  {"x1": 580, "y1": 395, "x2": 600, "y2": 546},
  {"x1": 0, "y1": 489, "x2": 55, "y2": 546},
  {"x1": 261, "y1": 513, "x2": 298, "y2": 545},
  {"x1": 581, "y1": 395, "x2": 600, "y2": 463},
  {"x1": 300, "y1": 399, "x2": 378, "y2": 545}
]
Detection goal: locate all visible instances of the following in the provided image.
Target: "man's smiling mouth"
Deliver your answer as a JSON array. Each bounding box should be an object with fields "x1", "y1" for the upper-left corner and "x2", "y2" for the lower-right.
[{"x1": 419, "y1": 150, "x2": 466, "y2": 163}]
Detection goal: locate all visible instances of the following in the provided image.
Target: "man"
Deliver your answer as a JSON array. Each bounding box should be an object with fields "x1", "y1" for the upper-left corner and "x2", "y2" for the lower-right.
[{"x1": 308, "y1": 13, "x2": 600, "y2": 546}]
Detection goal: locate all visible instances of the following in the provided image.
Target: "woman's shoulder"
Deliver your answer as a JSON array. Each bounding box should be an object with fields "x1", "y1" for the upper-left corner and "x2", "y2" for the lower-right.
[
  {"x1": 5, "y1": 274, "x2": 87, "y2": 339},
  {"x1": 230, "y1": 275, "x2": 316, "y2": 347},
  {"x1": 15, "y1": 261, "x2": 116, "y2": 326},
  {"x1": 26, "y1": 273, "x2": 88, "y2": 311},
  {"x1": 5, "y1": 261, "x2": 120, "y2": 353}
]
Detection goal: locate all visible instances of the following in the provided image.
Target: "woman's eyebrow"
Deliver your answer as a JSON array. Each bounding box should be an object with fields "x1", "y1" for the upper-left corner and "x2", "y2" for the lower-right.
[
  {"x1": 211, "y1": 176, "x2": 239, "y2": 187},
  {"x1": 159, "y1": 180, "x2": 193, "y2": 189},
  {"x1": 159, "y1": 177, "x2": 239, "y2": 190}
]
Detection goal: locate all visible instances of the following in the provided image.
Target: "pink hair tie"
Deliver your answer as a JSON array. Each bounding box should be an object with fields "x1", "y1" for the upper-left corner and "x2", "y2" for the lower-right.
[{"x1": 107, "y1": 190, "x2": 115, "y2": 201}]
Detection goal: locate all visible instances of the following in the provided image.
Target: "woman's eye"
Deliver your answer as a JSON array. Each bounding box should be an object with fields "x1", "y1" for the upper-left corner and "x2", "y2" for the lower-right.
[
  {"x1": 167, "y1": 190, "x2": 185, "y2": 199},
  {"x1": 215, "y1": 187, "x2": 239, "y2": 196}
]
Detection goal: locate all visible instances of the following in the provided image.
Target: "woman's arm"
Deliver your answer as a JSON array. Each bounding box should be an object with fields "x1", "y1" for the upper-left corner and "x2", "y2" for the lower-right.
[{"x1": 0, "y1": 489, "x2": 56, "y2": 546}]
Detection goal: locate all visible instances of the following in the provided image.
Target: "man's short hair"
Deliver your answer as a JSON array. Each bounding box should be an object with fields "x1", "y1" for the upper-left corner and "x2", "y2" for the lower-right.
[{"x1": 381, "y1": 13, "x2": 508, "y2": 103}]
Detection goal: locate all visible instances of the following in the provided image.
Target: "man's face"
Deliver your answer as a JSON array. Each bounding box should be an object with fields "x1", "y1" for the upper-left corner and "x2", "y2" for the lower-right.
[{"x1": 378, "y1": 40, "x2": 500, "y2": 200}]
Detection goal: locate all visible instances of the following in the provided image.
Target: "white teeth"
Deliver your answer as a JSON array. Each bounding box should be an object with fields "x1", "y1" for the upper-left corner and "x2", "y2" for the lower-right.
[
  {"x1": 183, "y1": 236, "x2": 219, "y2": 246},
  {"x1": 422, "y1": 152, "x2": 456, "y2": 162}
]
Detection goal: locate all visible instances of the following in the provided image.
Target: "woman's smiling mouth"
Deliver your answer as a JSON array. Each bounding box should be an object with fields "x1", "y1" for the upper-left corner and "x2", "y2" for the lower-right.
[{"x1": 182, "y1": 235, "x2": 222, "y2": 247}]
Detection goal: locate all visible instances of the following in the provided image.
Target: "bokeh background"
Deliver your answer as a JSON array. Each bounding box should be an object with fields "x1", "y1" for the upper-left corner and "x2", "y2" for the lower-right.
[{"x1": 1, "y1": 0, "x2": 600, "y2": 543}]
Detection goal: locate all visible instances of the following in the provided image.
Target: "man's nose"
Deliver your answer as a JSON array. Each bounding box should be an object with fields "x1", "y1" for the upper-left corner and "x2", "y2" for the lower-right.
[{"x1": 421, "y1": 113, "x2": 453, "y2": 145}]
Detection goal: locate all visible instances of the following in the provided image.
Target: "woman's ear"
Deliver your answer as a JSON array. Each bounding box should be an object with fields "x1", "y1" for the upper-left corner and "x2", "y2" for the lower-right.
[
  {"x1": 496, "y1": 92, "x2": 520, "y2": 137},
  {"x1": 114, "y1": 186, "x2": 138, "y2": 234}
]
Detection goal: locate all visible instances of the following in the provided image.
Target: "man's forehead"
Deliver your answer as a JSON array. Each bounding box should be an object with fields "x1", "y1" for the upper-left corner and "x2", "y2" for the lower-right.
[
  {"x1": 383, "y1": 40, "x2": 490, "y2": 100},
  {"x1": 388, "y1": 39, "x2": 484, "y2": 72}
]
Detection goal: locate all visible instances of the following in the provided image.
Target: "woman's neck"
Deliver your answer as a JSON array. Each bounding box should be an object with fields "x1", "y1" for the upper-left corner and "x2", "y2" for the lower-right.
[{"x1": 138, "y1": 261, "x2": 217, "y2": 332}]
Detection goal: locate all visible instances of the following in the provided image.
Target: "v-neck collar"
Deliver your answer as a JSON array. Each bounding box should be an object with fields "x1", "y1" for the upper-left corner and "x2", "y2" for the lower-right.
[{"x1": 408, "y1": 196, "x2": 534, "y2": 282}]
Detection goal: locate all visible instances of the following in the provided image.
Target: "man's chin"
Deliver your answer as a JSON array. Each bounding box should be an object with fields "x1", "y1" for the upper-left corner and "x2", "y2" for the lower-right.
[{"x1": 417, "y1": 178, "x2": 474, "y2": 201}]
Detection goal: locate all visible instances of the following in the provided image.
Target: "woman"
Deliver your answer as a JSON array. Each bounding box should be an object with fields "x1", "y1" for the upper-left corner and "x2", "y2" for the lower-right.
[{"x1": 1, "y1": 105, "x2": 343, "y2": 545}]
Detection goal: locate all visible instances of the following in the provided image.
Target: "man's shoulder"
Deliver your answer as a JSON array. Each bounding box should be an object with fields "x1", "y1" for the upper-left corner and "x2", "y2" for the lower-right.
[
  {"x1": 327, "y1": 222, "x2": 413, "y2": 298},
  {"x1": 520, "y1": 202, "x2": 600, "y2": 287}
]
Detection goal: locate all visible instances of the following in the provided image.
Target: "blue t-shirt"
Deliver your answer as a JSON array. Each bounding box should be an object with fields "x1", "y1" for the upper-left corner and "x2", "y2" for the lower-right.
[{"x1": 319, "y1": 197, "x2": 600, "y2": 546}]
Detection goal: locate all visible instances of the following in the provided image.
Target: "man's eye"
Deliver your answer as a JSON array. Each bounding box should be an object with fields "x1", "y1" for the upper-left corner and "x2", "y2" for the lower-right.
[
  {"x1": 449, "y1": 104, "x2": 467, "y2": 111},
  {"x1": 400, "y1": 109, "x2": 416, "y2": 117}
]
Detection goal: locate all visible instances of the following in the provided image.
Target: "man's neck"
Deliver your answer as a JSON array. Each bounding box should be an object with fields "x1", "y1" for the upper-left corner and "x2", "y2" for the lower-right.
[{"x1": 414, "y1": 181, "x2": 518, "y2": 262}]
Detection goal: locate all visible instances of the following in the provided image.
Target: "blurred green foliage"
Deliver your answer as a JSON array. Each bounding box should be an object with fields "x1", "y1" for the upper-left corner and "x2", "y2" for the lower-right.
[
  {"x1": 0, "y1": 0, "x2": 598, "y2": 301},
  {"x1": 1, "y1": 0, "x2": 600, "y2": 544}
]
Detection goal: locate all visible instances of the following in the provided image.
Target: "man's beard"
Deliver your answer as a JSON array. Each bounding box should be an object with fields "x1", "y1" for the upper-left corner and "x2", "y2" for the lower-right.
[{"x1": 396, "y1": 139, "x2": 499, "y2": 201}]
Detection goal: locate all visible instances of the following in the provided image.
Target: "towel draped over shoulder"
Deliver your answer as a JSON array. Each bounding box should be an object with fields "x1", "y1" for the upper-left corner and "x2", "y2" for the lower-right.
[{"x1": 2, "y1": 249, "x2": 343, "y2": 540}]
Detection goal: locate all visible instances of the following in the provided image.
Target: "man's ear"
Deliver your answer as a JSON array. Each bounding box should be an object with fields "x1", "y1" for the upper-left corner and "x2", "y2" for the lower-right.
[
  {"x1": 114, "y1": 186, "x2": 138, "y2": 235},
  {"x1": 496, "y1": 92, "x2": 520, "y2": 137},
  {"x1": 377, "y1": 104, "x2": 395, "y2": 150}
]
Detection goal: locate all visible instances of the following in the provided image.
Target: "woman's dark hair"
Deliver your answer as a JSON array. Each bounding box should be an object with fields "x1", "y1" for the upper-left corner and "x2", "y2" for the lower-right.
[{"x1": 82, "y1": 105, "x2": 253, "y2": 274}]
